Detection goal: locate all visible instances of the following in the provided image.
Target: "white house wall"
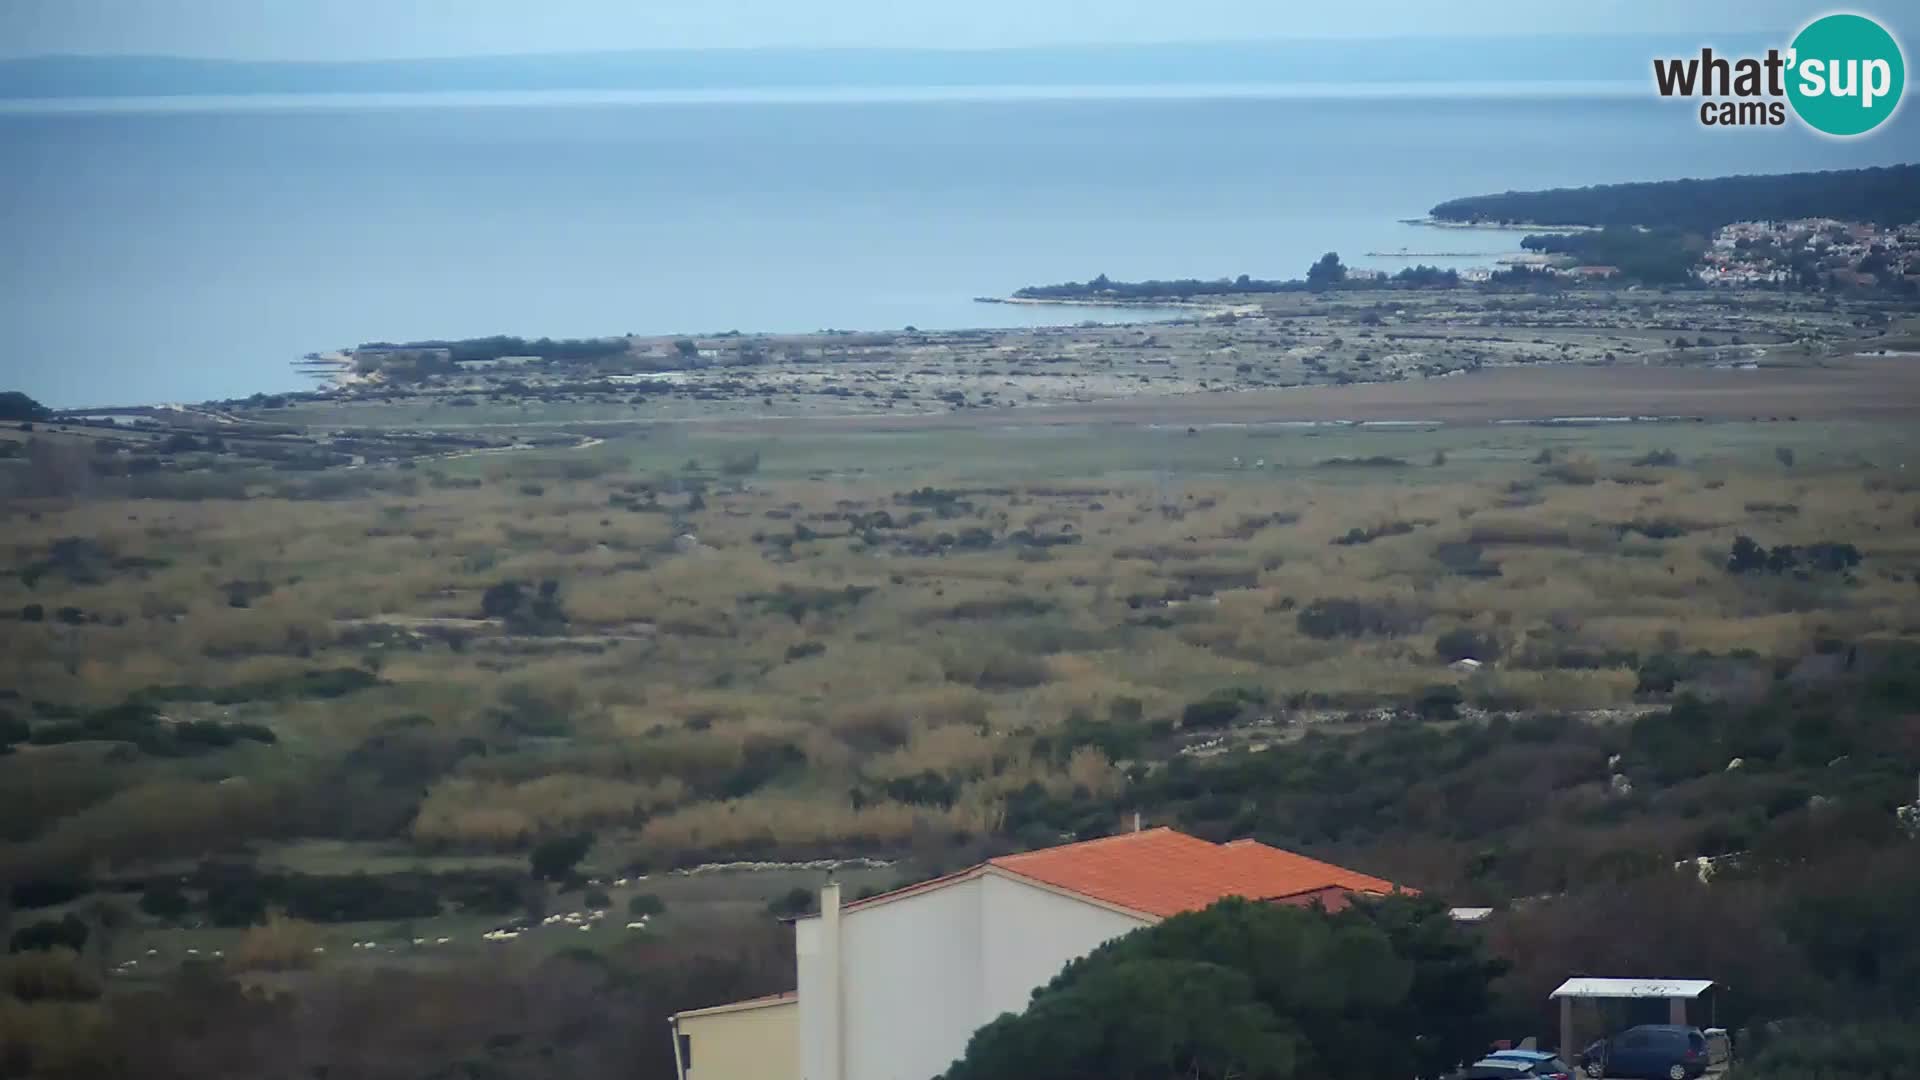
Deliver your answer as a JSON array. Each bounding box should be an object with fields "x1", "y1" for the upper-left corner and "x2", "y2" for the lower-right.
[
  {"x1": 797, "y1": 873, "x2": 1148, "y2": 1080},
  {"x1": 796, "y1": 917, "x2": 832, "y2": 1080},
  {"x1": 801, "y1": 876, "x2": 985, "y2": 1080},
  {"x1": 978, "y1": 873, "x2": 1148, "y2": 1021},
  {"x1": 794, "y1": 910, "x2": 825, "y2": 1076}
]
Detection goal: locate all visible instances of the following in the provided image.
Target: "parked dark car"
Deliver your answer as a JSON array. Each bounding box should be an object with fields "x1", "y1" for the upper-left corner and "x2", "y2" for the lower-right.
[
  {"x1": 1579, "y1": 1025, "x2": 1710, "y2": 1079},
  {"x1": 1446, "y1": 1051, "x2": 1575, "y2": 1080}
]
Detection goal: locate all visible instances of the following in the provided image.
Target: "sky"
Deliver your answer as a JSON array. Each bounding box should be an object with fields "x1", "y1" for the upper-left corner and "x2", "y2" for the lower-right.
[{"x1": 0, "y1": 0, "x2": 1892, "y2": 60}]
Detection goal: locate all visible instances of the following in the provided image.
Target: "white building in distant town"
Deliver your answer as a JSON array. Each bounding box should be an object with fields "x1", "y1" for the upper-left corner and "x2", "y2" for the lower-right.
[
  {"x1": 1699, "y1": 217, "x2": 1918, "y2": 287},
  {"x1": 454, "y1": 355, "x2": 544, "y2": 370}
]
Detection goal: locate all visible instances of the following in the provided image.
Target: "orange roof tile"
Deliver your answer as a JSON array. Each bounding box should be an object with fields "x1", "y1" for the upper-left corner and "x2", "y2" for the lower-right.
[
  {"x1": 1264, "y1": 885, "x2": 1362, "y2": 913},
  {"x1": 1219, "y1": 837, "x2": 1405, "y2": 898},
  {"x1": 985, "y1": 827, "x2": 1409, "y2": 918}
]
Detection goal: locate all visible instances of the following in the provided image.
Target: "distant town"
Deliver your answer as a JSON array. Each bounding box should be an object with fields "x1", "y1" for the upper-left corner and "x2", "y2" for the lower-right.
[
  {"x1": 1697, "y1": 217, "x2": 1920, "y2": 289},
  {"x1": 1463, "y1": 217, "x2": 1920, "y2": 289}
]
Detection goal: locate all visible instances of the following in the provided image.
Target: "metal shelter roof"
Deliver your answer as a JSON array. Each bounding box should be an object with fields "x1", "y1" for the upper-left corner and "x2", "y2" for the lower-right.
[{"x1": 1550, "y1": 978, "x2": 1715, "y2": 999}]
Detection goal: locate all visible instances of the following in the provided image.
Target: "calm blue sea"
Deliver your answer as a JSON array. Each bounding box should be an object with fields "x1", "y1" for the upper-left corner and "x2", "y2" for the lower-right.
[{"x1": 3, "y1": 85, "x2": 1915, "y2": 407}]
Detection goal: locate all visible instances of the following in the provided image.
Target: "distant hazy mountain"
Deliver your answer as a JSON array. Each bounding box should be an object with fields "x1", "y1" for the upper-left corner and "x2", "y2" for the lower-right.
[{"x1": 0, "y1": 36, "x2": 1773, "y2": 98}]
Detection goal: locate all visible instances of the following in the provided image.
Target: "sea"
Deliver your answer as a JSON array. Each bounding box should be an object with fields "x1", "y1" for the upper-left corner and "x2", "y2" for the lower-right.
[{"x1": 3, "y1": 83, "x2": 1916, "y2": 407}]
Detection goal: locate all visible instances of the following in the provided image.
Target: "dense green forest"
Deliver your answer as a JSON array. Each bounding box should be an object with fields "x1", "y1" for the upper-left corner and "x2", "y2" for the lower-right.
[
  {"x1": 345, "y1": 335, "x2": 632, "y2": 385},
  {"x1": 993, "y1": 640, "x2": 1920, "y2": 1059},
  {"x1": 1429, "y1": 164, "x2": 1920, "y2": 230},
  {"x1": 0, "y1": 392, "x2": 52, "y2": 423},
  {"x1": 1519, "y1": 226, "x2": 1706, "y2": 283},
  {"x1": 1012, "y1": 259, "x2": 1459, "y2": 301},
  {"x1": 912, "y1": 641, "x2": 1920, "y2": 1078},
  {"x1": 1012, "y1": 642, "x2": 1920, "y2": 899},
  {"x1": 944, "y1": 896, "x2": 1504, "y2": 1080},
  {"x1": 354, "y1": 335, "x2": 629, "y2": 364}
]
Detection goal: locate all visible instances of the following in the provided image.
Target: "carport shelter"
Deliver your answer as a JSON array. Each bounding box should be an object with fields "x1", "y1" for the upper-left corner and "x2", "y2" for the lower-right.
[{"x1": 1551, "y1": 978, "x2": 1715, "y2": 1057}]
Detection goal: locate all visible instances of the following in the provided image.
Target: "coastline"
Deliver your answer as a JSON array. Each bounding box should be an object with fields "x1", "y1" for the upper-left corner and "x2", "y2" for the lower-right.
[
  {"x1": 973, "y1": 295, "x2": 1249, "y2": 316},
  {"x1": 1400, "y1": 216, "x2": 1598, "y2": 232},
  {"x1": 290, "y1": 350, "x2": 369, "y2": 390}
]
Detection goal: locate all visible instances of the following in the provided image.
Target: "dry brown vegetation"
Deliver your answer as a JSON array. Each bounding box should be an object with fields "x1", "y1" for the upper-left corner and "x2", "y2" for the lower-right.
[
  {"x1": 0, "y1": 950, "x2": 100, "y2": 1004},
  {"x1": 0, "y1": 996, "x2": 112, "y2": 1079},
  {"x1": 225, "y1": 913, "x2": 326, "y2": 974},
  {"x1": 3, "y1": 417, "x2": 1918, "y2": 877},
  {"x1": 411, "y1": 775, "x2": 688, "y2": 848}
]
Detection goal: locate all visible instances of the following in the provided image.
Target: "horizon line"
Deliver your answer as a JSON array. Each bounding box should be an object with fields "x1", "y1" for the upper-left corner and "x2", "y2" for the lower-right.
[
  {"x1": 0, "y1": 81, "x2": 1657, "y2": 115},
  {"x1": 0, "y1": 31, "x2": 1785, "y2": 66}
]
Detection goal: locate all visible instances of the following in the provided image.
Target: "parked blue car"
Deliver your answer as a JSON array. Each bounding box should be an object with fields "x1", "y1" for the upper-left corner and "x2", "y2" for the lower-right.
[{"x1": 1579, "y1": 1025, "x2": 1711, "y2": 1079}]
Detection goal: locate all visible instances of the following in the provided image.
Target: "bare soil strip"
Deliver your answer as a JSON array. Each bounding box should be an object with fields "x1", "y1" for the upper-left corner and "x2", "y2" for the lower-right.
[{"x1": 701, "y1": 357, "x2": 1920, "y2": 432}]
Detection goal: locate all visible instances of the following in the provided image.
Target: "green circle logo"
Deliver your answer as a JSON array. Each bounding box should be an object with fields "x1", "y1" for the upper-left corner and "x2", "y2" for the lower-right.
[{"x1": 1787, "y1": 13, "x2": 1906, "y2": 136}]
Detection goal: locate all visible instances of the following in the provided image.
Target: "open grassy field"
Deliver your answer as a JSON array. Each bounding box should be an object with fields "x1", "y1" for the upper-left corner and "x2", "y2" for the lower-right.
[
  {"x1": 771, "y1": 353, "x2": 1920, "y2": 430},
  {"x1": 4, "y1": 309, "x2": 1919, "y2": 1080},
  {"x1": 7, "y1": 412, "x2": 1917, "y2": 884},
  {"x1": 2, "y1": 287, "x2": 1916, "y2": 1037}
]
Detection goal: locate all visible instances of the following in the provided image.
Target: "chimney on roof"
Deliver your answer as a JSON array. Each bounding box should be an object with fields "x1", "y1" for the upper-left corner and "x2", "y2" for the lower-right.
[
  {"x1": 819, "y1": 881, "x2": 844, "y2": 1080},
  {"x1": 1132, "y1": 811, "x2": 1143, "y2": 834}
]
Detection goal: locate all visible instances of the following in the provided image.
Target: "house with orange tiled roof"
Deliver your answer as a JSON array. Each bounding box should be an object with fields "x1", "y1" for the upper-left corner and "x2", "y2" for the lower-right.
[{"x1": 672, "y1": 827, "x2": 1410, "y2": 1080}]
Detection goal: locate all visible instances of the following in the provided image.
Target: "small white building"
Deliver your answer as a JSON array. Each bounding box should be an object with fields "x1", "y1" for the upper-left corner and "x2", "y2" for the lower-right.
[
  {"x1": 670, "y1": 992, "x2": 797, "y2": 1080},
  {"x1": 688, "y1": 827, "x2": 1409, "y2": 1080}
]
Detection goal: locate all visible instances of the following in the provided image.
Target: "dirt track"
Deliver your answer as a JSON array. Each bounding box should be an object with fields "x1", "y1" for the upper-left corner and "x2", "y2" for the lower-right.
[{"x1": 708, "y1": 357, "x2": 1920, "y2": 433}]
